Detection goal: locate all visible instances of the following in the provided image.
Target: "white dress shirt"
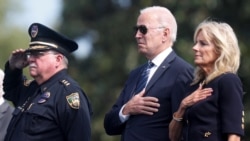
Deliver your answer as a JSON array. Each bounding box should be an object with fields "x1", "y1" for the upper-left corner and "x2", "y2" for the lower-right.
[{"x1": 119, "y1": 47, "x2": 173, "y2": 122}]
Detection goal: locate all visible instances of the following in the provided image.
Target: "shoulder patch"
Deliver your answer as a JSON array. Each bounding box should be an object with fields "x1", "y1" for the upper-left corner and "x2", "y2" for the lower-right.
[
  {"x1": 23, "y1": 79, "x2": 33, "y2": 86},
  {"x1": 66, "y1": 93, "x2": 80, "y2": 109}
]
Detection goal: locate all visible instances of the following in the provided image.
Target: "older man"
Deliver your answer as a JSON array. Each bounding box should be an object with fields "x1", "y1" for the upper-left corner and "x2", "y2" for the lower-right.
[
  {"x1": 104, "y1": 6, "x2": 193, "y2": 141},
  {"x1": 3, "y1": 23, "x2": 92, "y2": 141}
]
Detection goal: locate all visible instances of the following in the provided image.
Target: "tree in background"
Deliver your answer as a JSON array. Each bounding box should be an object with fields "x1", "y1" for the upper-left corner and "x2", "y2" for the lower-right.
[
  {"x1": 1, "y1": 0, "x2": 249, "y2": 141},
  {"x1": 0, "y1": 0, "x2": 29, "y2": 68},
  {"x1": 60, "y1": 0, "x2": 250, "y2": 141}
]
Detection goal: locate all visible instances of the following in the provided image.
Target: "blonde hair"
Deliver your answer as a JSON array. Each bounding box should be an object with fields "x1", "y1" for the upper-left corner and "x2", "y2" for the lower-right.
[
  {"x1": 192, "y1": 20, "x2": 240, "y2": 85},
  {"x1": 140, "y1": 6, "x2": 177, "y2": 43}
]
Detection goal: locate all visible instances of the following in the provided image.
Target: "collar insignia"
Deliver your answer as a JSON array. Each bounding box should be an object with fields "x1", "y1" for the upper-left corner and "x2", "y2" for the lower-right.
[
  {"x1": 24, "y1": 79, "x2": 33, "y2": 86},
  {"x1": 38, "y1": 98, "x2": 46, "y2": 104}
]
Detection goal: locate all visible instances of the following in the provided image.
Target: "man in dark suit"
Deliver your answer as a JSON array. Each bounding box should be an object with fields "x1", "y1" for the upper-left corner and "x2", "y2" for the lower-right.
[
  {"x1": 0, "y1": 69, "x2": 14, "y2": 141},
  {"x1": 104, "y1": 6, "x2": 194, "y2": 141}
]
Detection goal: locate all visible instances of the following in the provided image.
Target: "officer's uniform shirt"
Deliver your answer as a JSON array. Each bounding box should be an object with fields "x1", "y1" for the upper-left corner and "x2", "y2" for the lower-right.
[
  {"x1": 182, "y1": 73, "x2": 244, "y2": 141},
  {"x1": 3, "y1": 66, "x2": 92, "y2": 141}
]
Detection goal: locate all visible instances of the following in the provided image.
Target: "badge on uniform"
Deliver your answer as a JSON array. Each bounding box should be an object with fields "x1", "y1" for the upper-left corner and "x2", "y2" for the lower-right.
[
  {"x1": 38, "y1": 91, "x2": 51, "y2": 104},
  {"x1": 66, "y1": 93, "x2": 80, "y2": 109}
]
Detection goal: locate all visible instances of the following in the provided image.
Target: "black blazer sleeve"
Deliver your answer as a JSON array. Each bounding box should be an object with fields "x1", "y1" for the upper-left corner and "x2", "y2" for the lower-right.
[{"x1": 104, "y1": 68, "x2": 141, "y2": 135}]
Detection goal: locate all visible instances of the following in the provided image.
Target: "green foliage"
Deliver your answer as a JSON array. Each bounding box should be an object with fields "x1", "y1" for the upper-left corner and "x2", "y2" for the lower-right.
[
  {"x1": 2, "y1": 0, "x2": 250, "y2": 140},
  {"x1": 0, "y1": 0, "x2": 27, "y2": 68},
  {"x1": 61, "y1": 0, "x2": 250, "y2": 141}
]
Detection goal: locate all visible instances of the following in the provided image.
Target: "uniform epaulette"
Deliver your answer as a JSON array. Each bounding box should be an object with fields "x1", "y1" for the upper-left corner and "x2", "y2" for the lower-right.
[
  {"x1": 60, "y1": 79, "x2": 80, "y2": 109},
  {"x1": 23, "y1": 79, "x2": 34, "y2": 87},
  {"x1": 60, "y1": 79, "x2": 70, "y2": 86}
]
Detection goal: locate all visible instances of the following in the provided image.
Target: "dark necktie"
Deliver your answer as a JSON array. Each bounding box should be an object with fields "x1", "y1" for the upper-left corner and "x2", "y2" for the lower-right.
[{"x1": 134, "y1": 61, "x2": 154, "y2": 94}]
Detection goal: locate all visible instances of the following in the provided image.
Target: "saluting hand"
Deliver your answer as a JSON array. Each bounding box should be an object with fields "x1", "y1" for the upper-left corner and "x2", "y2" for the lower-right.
[
  {"x1": 122, "y1": 89, "x2": 160, "y2": 116},
  {"x1": 9, "y1": 49, "x2": 28, "y2": 70}
]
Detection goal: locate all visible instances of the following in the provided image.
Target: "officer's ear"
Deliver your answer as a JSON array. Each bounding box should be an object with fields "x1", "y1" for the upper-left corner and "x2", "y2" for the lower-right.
[
  {"x1": 55, "y1": 53, "x2": 64, "y2": 62},
  {"x1": 51, "y1": 53, "x2": 64, "y2": 62}
]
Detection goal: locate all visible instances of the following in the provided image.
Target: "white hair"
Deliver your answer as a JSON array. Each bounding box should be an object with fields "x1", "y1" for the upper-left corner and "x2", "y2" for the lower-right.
[{"x1": 140, "y1": 6, "x2": 177, "y2": 43}]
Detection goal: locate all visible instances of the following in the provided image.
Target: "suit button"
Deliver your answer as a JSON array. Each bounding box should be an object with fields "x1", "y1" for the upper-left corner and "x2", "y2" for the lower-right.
[{"x1": 186, "y1": 120, "x2": 189, "y2": 124}]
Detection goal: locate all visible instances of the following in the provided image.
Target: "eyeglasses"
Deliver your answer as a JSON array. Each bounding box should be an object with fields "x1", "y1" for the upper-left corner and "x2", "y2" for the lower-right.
[
  {"x1": 26, "y1": 51, "x2": 57, "y2": 58},
  {"x1": 133, "y1": 25, "x2": 165, "y2": 35}
]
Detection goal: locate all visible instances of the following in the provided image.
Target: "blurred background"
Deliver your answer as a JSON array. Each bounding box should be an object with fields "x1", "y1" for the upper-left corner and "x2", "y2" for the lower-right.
[{"x1": 0, "y1": 0, "x2": 249, "y2": 140}]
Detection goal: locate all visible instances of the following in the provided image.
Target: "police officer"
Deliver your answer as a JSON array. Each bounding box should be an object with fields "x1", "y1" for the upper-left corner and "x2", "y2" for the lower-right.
[{"x1": 3, "y1": 23, "x2": 92, "y2": 141}]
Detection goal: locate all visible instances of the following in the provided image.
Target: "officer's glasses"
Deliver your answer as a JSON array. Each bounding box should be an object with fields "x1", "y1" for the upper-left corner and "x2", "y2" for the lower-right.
[
  {"x1": 26, "y1": 51, "x2": 57, "y2": 58},
  {"x1": 133, "y1": 25, "x2": 165, "y2": 35}
]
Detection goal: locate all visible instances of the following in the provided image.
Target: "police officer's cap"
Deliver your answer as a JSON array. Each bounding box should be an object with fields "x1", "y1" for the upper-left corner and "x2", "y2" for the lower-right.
[{"x1": 26, "y1": 23, "x2": 78, "y2": 57}]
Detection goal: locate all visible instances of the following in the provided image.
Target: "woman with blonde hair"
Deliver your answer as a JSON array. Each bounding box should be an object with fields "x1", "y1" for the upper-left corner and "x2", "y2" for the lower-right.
[{"x1": 169, "y1": 19, "x2": 244, "y2": 141}]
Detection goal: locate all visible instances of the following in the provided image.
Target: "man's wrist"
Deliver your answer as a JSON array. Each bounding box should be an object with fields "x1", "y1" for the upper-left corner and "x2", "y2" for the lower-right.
[{"x1": 119, "y1": 104, "x2": 130, "y2": 123}]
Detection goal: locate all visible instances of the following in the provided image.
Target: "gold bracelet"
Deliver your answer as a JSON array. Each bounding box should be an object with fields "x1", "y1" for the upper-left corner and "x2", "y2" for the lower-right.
[{"x1": 173, "y1": 113, "x2": 183, "y2": 122}]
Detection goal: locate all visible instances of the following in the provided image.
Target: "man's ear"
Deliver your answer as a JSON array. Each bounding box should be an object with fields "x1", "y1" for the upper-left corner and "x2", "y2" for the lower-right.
[{"x1": 162, "y1": 28, "x2": 170, "y2": 42}]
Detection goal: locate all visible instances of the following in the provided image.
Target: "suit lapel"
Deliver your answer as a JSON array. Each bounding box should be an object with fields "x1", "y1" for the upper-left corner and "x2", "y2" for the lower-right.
[
  {"x1": 126, "y1": 64, "x2": 147, "y2": 99},
  {"x1": 146, "y1": 51, "x2": 176, "y2": 91}
]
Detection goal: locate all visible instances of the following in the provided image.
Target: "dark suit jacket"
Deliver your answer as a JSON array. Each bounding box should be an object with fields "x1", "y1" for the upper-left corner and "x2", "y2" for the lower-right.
[
  {"x1": 0, "y1": 100, "x2": 14, "y2": 141},
  {"x1": 182, "y1": 73, "x2": 244, "y2": 141},
  {"x1": 104, "y1": 51, "x2": 194, "y2": 141}
]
